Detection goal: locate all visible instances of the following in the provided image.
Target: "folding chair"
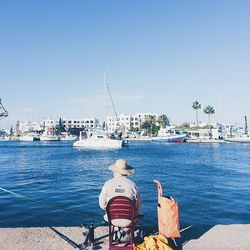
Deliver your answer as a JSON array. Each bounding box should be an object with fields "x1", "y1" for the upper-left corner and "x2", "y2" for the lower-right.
[{"x1": 106, "y1": 196, "x2": 135, "y2": 250}]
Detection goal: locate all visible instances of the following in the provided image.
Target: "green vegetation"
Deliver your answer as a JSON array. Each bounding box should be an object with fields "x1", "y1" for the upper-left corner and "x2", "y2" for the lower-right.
[
  {"x1": 157, "y1": 114, "x2": 170, "y2": 128},
  {"x1": 141, "y1": 114, "x2": 169, "y2": 136},
  {"x1": 176, "y1": 122, "x2": 191, "y2": 130}
]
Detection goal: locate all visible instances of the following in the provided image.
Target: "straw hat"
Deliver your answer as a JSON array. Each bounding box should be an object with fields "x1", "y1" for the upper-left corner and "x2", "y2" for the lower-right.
[{"x1": 109, "y1": 159, "x2": 134, "y2": 176}]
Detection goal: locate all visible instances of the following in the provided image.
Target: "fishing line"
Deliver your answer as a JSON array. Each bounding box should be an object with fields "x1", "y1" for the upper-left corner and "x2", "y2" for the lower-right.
[{"x1": 0, "y1": 187, "x2": 95, "y2": 218}]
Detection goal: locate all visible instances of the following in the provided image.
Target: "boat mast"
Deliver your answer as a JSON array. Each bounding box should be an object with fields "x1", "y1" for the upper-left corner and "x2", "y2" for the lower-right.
[
  {"x1": 104, "y1": 71, "x2": 108, "y2": 132},
  {"x1": 244, "y1": 116, "x2": 248, "y2": 135}
]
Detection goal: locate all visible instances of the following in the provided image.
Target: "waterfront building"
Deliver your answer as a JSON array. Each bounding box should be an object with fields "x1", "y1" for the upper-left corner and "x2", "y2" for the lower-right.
[
  {"x1": 16, "y1": 121, "x2": 43, "y2": 133},
  {"x1": 106, "y1": 112, "x2": 159, "y2": 133},
  {"x1": 106, "y1": 114, "x2": 131, "y2": 133},
  {"x1": 62, "y1": 118, "x2": 100, "y2": 130}
]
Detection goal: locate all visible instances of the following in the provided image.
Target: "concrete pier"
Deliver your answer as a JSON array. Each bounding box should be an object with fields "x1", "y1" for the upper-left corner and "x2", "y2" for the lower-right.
[{"x1": 0, "y1": 224, "x2": 249, "y2": 249}]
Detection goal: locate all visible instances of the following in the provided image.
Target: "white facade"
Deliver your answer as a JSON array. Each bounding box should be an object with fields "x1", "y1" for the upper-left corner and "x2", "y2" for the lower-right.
[
  {"x1": 16, "y1": 121, "x2": 43, "y2": 132},
  {"x1": 17, "y1": 117, "x2": 100, "y2": 133},
  {"x1": 106, "y1": 113, "x2": 159, "y2": 133},
  {"x1": 43, "y1": 118, "x2": 57, "y2": 129},
  {"x1": 63, "y1": 118, "x2": 100, "y2": 130},
  {"x1": 106, "y1": 114, "x2": 131, "y2": 133}
]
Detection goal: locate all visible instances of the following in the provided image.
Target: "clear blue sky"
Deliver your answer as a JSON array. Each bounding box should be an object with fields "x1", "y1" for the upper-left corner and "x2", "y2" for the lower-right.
[{"x1": 0, "y1": 0, "x2": 249, "y2": 128}]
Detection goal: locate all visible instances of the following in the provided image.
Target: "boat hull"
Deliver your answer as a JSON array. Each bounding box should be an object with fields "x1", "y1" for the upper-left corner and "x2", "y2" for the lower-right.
[
  {"x1": 152, "y1": 134, "x2": 186, "y2": 143},
  {"x1": 224, "y1": 137, "x2": 250, "y2": 143},
  {"x1": 40, "y1": 136, "x2": 60, "y2": 141},
  {"x1": 73, "y1": 138, "x2": 123, "y2": 149}
]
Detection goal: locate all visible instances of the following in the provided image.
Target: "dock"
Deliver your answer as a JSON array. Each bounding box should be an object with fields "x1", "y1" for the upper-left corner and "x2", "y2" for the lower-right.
[{"x1": 0, "y1": 224, "x2": 249, "y2": 249}]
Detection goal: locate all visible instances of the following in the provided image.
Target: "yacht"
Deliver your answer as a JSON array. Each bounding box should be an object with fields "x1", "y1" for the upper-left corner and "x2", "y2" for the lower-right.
[
  {"x1": 73, "y1": 130, "x2": 123, "y2": 148},
  {"x1": 73, "y1": 72, "x2": 125, "y2": 149}
]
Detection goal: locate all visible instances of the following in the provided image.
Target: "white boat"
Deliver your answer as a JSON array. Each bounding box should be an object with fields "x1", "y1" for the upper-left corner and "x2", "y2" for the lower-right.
[
  {"x1": 40, "y1": 131, "x2": 60, "y2": 141},
  {"x1": 19, "y1": 132, "x2": 40, "y2": 141},
  {"x1": 73, "y1": 72, "x2": 125, "y2": 149},
  {"x1": 0, "y1": 136, "x2": 10, "y2": 141},
  {"x1": 73, "y1": 130, "x2": 123, "y2": 148},
  {"x1": 186, "y1": 128, "x2": 224, "y2": 143},
  {"x1": 224, "y1": 116, "x2": 250, "y2": 143},
  {"x1": 60, "y1": 132, "x2": 77, "y2": 141},
  {"x1": 224, "y1": 135, "x2": 250, "y2": 143}
]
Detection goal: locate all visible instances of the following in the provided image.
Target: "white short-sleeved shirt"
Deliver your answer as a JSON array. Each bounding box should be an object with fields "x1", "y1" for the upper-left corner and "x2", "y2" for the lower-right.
[{"x1": 99, "y1": 176, "x2": 141, "y2": 216}]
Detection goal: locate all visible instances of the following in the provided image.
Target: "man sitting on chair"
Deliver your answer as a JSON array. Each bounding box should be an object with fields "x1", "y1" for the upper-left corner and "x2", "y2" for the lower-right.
[{"x1": 99, "y1": 159, "x2": 142, "y2": 227}]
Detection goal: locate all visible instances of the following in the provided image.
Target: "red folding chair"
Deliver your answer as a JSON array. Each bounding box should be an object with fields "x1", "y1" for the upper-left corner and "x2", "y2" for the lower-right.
[{"x1": 106, "y1": 196, "x2": 135, "y2": 250}]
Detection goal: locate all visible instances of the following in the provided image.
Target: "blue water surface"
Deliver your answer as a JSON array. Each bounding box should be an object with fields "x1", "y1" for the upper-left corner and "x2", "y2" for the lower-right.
[{"x1": 0, "y1": 141, "x2": 249, "y2": 228}]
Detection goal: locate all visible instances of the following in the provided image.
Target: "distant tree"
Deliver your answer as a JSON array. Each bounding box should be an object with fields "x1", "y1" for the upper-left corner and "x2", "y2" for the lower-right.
[
  {"x1": 158, "y1": 114, "x2": 170, "y2": 128},
  {"x1": 10, "y1": 125, "x2": 13, "y2": 136},
  {"x1": 102, "y1": 121, "x2": 106, "y2": 130},
  {"x1": 152, "y1": 125, "x2": 160, "y2": 136},
  {"x1": 192, "y1": 101, "x2": 202, "y2": 126},
  {"x1": 141, "y1": 120, "x2": 151, "y2": 136},
  {"x1": 203, "y1": 105, "x2": 215, "y2": 138},
  {"x1": 141, "y1": 115, "x2": 160, "y2": 136},
  {"x1": 56, "y1": 117, "x2": 65, "y2": 134}
]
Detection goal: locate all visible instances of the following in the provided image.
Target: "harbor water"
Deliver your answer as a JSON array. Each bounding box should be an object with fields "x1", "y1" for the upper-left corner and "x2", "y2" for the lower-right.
[{"x1": 0, "y1": 141, "x2": 249, "y2": 228}]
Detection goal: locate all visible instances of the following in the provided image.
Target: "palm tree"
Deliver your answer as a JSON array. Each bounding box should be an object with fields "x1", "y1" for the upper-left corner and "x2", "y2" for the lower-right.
[
  {"x1": 192, "y1": 101, "x2": 201, "y2": 126},
  {"x1": 203, "y1": 105, "x2": 215, "y2": 138}
]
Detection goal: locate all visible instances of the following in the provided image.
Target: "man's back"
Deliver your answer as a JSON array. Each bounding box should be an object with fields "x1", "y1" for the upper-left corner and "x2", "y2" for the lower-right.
[{"x1": 99, "y1": 176, "x2": 139, "y2": 210}]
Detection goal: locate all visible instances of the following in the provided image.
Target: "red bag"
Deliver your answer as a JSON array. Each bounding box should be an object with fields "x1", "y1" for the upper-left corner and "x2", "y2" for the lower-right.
[{"x1": 154, "y1": 179, "x2": 180, "y2": 238}]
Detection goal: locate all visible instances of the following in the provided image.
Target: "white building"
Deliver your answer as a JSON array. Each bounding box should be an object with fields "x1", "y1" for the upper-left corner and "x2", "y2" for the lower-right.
[
  {"x1": 106, "y1": 114, "x2": 131, "y2": 133},
  {"x1": 63, "y1": 118, "x2": 100, "y2": 130},
  {"x1": 16, "y1": 121, "x2": 43, "y2": 132},
  {"x1": 106, "y1": 112, "x2": 159, "y2": 133},
  {"x1": 43, "y1": 118, "x2": 57, "y2": 129}
]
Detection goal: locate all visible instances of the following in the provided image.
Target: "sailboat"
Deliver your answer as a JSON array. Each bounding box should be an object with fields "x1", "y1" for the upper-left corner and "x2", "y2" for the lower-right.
[{"x1": 73, "y1": 73, "x2": 125, "y2": 149}]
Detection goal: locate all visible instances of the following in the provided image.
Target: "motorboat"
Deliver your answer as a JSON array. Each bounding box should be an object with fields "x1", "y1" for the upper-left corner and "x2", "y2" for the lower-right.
[
  {"x1": 73, "y1": 130, "x2": 124, "y2": 149},
  {"x1": 40, "y1": 131, "x2": 60, "y2": 141},
  {"x1": 19, "y1": 132, "x2": 40, "y2": 141},
  {"x1": 60, "y1": 132, "x2": 77, "y2": 141},
  {"x1": 224, "y1": 135, "x2": 250, "y2": 143},
  {"x1": 224, "y1": 116, "x2": 250, "y2": 143}
]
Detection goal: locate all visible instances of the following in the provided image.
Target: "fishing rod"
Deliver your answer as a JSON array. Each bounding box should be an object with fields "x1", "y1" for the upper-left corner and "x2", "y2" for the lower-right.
[
  {"x1": 0, "y1": 187, "x2": 108, "y2": 247},
  {"x1": 0, "y1": 187, "x2": 167, "y2": 248},
  {"x1": 0, "y1": 187, "x2": 99, "y2": 219}
]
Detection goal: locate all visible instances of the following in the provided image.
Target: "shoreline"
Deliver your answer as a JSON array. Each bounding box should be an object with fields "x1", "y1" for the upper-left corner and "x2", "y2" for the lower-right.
[{"x1": 0, "y1": 224, "x2": 249, "y2": 249}]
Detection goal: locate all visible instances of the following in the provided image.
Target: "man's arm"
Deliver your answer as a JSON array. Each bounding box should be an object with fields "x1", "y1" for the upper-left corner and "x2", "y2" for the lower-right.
[
  {"x1": 99, "y1": 183, "x2": 107, "y2": 210},
  {"x1": 135, "y1": 187, "x2": 142, "y2": 215}
]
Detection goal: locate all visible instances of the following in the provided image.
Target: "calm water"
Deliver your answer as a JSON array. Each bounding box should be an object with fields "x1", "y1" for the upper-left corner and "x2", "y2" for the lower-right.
[{"x1": 0, "y1": 141, "x2": 249, "y2": 228}]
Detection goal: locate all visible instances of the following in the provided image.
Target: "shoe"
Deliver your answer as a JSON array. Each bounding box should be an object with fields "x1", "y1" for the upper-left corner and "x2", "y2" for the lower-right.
[{"x1": 113, "y1": 229, "x2": 122, "y2": 241}]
